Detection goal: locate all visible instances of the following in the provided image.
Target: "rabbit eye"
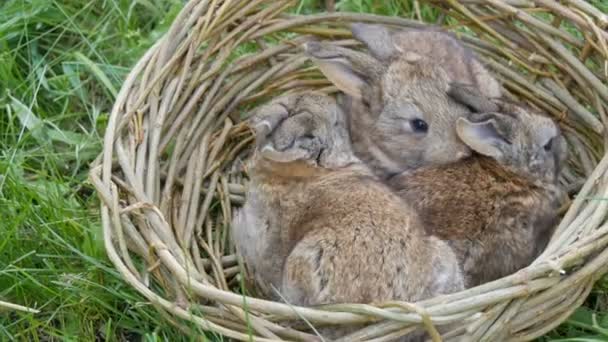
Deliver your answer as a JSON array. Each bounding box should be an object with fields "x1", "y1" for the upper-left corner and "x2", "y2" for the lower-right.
[
  {"x1": 410, "y1": 119, "x2": 429, "y2": 133},
  {"x1": 543, "y1": 138, "x2": 553, "y2": 152}
]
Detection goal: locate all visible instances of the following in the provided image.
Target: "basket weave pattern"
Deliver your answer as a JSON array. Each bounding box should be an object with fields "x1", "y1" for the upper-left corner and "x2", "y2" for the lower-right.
[{"x1": 90, "y1": 1, "x2": 608, "y2": 340}]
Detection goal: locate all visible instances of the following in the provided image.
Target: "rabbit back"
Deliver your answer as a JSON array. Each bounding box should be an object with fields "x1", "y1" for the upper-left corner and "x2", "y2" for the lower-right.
[
  {"x1": 391, "y1": 156, "x2": 563, "y2": 287},
  {"x1": 280, "y1": 173, "x2": 464, "y2": 305}
]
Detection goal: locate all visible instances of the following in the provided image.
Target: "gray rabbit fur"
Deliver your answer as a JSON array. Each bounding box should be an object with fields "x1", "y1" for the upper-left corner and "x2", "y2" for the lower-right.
[
  {"x1": 389, "y1": 85, "x2": 568, "y2": 287},
  {"x1": 304, "y1": 23, "x2": 502, "y2": 178},
  {"x1": 232, "y1": 92, "x2": 464, "y2": 310}
]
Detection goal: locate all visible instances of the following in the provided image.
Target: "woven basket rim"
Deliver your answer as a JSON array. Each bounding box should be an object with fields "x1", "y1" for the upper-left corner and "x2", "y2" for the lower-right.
[{"x1": 90, "y1": 1, "x2": 608, "y2": 340}]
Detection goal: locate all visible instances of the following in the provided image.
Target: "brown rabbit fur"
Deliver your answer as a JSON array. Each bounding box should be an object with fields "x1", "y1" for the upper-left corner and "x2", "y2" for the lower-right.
[
  {"x1": 389, "y1": 85, "x2": 568, "y2": 287},
  {"x1": 232, "y1": 92, "x2": 464, "y2": 310},
  {"x1": 304, "y1": 23, "x2": 502, "y2": 178}
]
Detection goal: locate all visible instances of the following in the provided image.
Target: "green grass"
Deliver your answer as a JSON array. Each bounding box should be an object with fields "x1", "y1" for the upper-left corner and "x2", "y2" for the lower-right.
[{"x1": 1, "y1": 0, "x2": 607, "y2": 340}]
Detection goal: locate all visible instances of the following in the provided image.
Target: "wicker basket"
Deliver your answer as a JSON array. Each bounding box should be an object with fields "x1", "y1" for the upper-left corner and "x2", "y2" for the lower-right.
[{"x1": 89, "y1": 0, "x2": 608, "y2": 340}]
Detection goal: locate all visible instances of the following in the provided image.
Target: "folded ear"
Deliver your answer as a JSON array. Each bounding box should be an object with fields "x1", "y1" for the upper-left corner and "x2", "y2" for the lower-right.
[
  {"x1": 259, "y1": 111, "x2": 326, "y2": 164},
  {"x1": 304, "y1": 42, "x2": 373, "y2": 100},
  {"x1": 249, "y1": 101, "x2": 290, "y2": 148},
  {"x1": 536, "y1": 118, "x2": 567, "y2": 173},
  {"x1": 554, "y1": 133, "x2": 568, "y2": 173},
  {"x1": 537, "y1": 123, "x2": 558, "y2": 149},
  {"x1": 260, "y1": 145, "x2": 311, "y2": 163},
  {"x1": 350, "y1": 23, "x2": 396, "y2": 61},
  {"x1": 470, "y1": 60, "x2": 503, "y2": 98},
  {"x1": 448, "y1": 82, "x2": 499, "y2": 113},
  {"x1": 456, "y1": 116, "x2": 508, "y2": 159}
]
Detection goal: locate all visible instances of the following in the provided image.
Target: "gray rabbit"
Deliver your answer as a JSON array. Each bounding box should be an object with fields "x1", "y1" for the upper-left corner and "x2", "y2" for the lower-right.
[
  {"x1": 389, "y1": 84, "x2": 568, "y2": 287},
  {"x1": 304, "y1": 23, "x2": 502, "y2": 178},
  {"x1": 232, "y1": 92, "x2": 464, "y2": 308}
]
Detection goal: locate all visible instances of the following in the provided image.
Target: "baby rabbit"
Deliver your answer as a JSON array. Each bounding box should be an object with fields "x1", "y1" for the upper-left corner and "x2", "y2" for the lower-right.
[
  {"x1": 389, "y1": 84, "x2": 568, "y2": 287},
  {"x1": 304, "y1": 24, "x2": 502, "y2": 178},
  {"x1": 233, "y1": 92, "x2": 464, "y2": 308}
]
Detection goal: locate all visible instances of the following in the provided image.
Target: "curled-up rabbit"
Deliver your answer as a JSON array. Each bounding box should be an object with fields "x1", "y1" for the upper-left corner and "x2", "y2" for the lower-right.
[
  {"x1": 389, "y1": 85, "x2": 568, "y2": 287},
  {"x1": 233, "y1": 92, "x2": 464, "y2": 307},
  {"x1": 304, "y1": 24, "x2": 502, "y2": 178}
]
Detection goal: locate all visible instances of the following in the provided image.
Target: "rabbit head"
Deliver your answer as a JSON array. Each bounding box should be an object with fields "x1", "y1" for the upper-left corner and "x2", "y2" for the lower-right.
[
  {"x1": 450, "y1": 84, "x2": 568, "y2": 184},
  {"x1": 249, "y1": 92, "x2": 358, "y2": 171},
  {"x1": 304, "y1": 24, "x2": 501, "y2": 176},
  {"x1": 350, "y1": 23, "x2": 502, "y2": 99}
]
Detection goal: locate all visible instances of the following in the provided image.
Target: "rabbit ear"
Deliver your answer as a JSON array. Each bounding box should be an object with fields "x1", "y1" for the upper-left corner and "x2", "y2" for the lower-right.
[
  {"x1": 535, "y1": 118, "x2": 567, "y2": 174},
  {"x1": 351, "y1": 23, "x2": 396, "y2": 61},
  {"x1": 448, "y1": 83, "x2": 499, "y2": 113},
  {"x1": 456, "y1": 116, "x2": 508, "y2": 159},
  {"x1": 258, "y1": 109, "x2": 327, "y2": 164},
  {"x1": 537, "y1": 123, "x2": 558, "y2": 149},
  {"x1": 260, "y1": 145, "x2": 310, "y2": 163},
  {"x1": 470, "y1": 60, "x2": 503, "y2": 98},
  {"x1": 250, "y1": 101, "x2": 290, "y2": 148},
  {"x1": 304, "y1": 42, "x2": 376, "y2": 100},
  {"x1": 554, "y1": 134, "x2": 568, "y2": 174}
]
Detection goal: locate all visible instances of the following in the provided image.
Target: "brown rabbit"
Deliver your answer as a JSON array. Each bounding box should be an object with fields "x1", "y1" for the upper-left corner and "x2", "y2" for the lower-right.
[
  {"x1": 389, "y1": 85, "x2": 568, "y2": 287},
  {"x1": 304, "y1": 23, "x2": 502, "y2": 178},
  {"x1": 232, "y1": 92, "x2": 464, "y2": 309}
]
